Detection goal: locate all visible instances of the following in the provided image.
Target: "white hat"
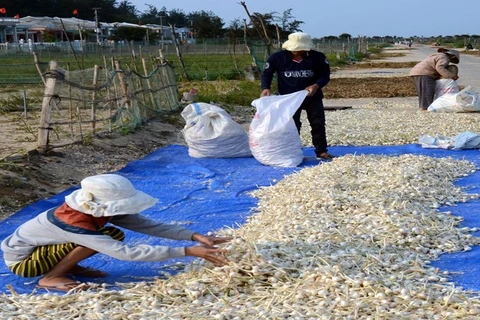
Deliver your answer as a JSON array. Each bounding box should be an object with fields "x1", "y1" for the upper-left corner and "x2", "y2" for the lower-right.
[
  {"x1": 282, "y1": 32, "x2": 314, "y2": 51},
  {"x1": 65, "y1": 174, "x2": 158, "y2": 217}
]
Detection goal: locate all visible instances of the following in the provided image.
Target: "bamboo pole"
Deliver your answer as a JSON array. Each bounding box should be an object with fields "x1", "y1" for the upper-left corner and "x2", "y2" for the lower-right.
[
  {"x1": 37, "y1": 61, "x2": 59, "y2": 152},
  {"x1": 111, "y1": 57, "x2": 121, "y2": 110},
  {"x1": 103, "y1": 55, "x2": 113, "y2": 132},
  {"x1": 91, "y1": 65, "x2": 100, "y2": 130},
  {"x1": 142, "y1": 58, "x2": 156, "y2": 109},
  {"x1": 114, "y1": 59, "x2": 131, "y2": 109},
  {"x1": 131, "y1": 53, "x2": 147, "y2": 115},
  {"x1": 66, "y1": 63, "x2": 74, "y2": 138},
  {"x1": 170, "y1": 24, "x2": 189, "y2": 81},
  {"x1": 33, "y1": 52, "x2": 46, "y2": 85},
  {"x1": 158, "y1": 48, "x2": 166, "y2": 63}
]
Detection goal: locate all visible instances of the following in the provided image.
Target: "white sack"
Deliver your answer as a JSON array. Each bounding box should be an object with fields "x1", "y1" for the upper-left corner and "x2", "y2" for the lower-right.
[
  {"x1": 427, "y1": 94, "x2": 463, "y2": 113},
  {"x1": 434, "y1": 79, "x2": 459, "y2": 99},
  {"x1": 418, "y1": 134, "x2": 454, "y2": 149},
  {"x1": 249, "y1": 90, "x2": 308, "y2": 167},
  {"x1": 419, "y1": 131, "x2": 480, "y2": 150},
  {"x1": 453, "y1": 131, "x2": 480, "y2": 149},
  {"x1": 455, "y1": 85, "x2": 480, "y2": 112},
  {"x1": 181, "y1": 102, "x2": 252, "y2": 158},
  {"x1": 428, "y1": 85, "x2": 480, "y2": 113}
]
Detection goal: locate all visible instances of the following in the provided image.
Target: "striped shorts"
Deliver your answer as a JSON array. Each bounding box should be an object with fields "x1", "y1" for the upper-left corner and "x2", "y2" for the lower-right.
[{"x1": 9, "y1": 226, "x2": 124, "y2": 278}]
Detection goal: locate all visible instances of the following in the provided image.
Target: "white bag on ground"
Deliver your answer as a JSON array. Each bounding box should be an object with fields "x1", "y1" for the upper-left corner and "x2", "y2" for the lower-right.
[
  {"x1": 434, "y1": 79, "x2": 459, "y2": 99},
  {"x1": 455, "y1": 85, "x2": 480, "y2": 112},
  {"x1": 418, "y1": 134, "x2": 454, "y2": 149},
  {"x1": 453, "y1": 131, "x2": 480, "y2": 149},
  {"x1": 181, "y1": 102, "x2": 252, "y2": 158},
  {"x1": 428, "y1": 85, "x2": 480, "y2": 112},
  {"x1": 419, "y1": 131, "x2": 480, "y2": 150},
  {"x1": 249, "y1": 90, "x2": 308, "y2": 167},
  {"x1": 427, "y1": 94, "x2": 462, "y2": 112}
]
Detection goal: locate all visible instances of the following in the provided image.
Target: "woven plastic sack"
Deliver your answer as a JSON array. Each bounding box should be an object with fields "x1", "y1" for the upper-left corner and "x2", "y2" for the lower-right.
[
  {"x1": 428, "y1": 85, "x2": 480, "y2": 113},
  {"x1": 455, "y1": 85, "x2": 480, "y2": 112},
  {"x1": 181, "y1": 103, "x2": 251, "y2": 158},
  {"x1": 434, "y1": 79, "x2": 459, "y2": 99},
  {"x1": 249, "y1": 90, "x2": 308, "y2": 167}
]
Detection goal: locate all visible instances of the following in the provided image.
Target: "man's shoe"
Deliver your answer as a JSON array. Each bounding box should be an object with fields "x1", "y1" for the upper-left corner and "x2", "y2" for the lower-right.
[{"x1": 316, "y1": 152, "x2": 335, "y2": 160}]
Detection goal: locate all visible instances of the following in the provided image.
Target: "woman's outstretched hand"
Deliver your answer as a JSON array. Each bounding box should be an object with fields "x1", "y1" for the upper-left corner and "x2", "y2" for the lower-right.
[
  {"x1": 192, "y1": 233, "x2": 232, "y2": 246},
  {"x1": 185, "y1": 245, "x2": 229, "y2": 266}
]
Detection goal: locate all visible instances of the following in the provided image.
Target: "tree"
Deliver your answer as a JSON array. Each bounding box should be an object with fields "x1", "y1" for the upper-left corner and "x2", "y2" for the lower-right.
[
  {"x1": 138, "y1": 4, "x2": 160, "y2": 25},
  {"x1": 110, "y1": 26, "x2": 146, "y2": 42},
  {"x1": 167, "y1": 8, "x2": 188, "y2": 27},
  {"x1": 238, "y1": 2, "x2": 303, "y2": 44},
  {"x1": 188, "y1": 10, "x2": 224, "y2": 39},
  {"x1": 277, "y1": 9, "x2": 303, "y2": 35},
  {"x1": 114, "y1": 1, "x2": 138, "y2": 23},
  {"x1": 225, "y1": 18, "x2": 243, "y2": 40},
  {"x1": 339, "y1": 33, "x2": 352, "y2": 41}
]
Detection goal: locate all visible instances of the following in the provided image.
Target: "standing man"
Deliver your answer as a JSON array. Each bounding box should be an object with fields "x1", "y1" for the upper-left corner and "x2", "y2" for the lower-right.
[{"x1": 260, "y1": 32, "x2": 334, "y2": 159}]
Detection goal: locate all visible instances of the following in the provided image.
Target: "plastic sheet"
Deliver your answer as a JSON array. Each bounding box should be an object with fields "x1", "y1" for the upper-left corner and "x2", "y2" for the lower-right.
[{"x1": 0, "y1": 144, "x2": 479, "y2": 294}]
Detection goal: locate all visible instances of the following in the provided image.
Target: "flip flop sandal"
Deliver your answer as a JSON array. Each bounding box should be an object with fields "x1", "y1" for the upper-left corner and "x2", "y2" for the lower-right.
[{"x1": 36, "y1": 281, "x2": 89, "y2": 293}]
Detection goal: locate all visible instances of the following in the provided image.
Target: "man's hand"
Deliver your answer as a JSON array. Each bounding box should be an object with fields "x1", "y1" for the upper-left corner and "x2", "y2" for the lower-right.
[
  {"x1": 305, "y1": 84, "x2": 319, "y2": 96},
  {"x1": 260, "y1": 89, "x2": 271, "y2": 97},
  {"x1": 185, "y1": 245, "x2": 229, "y2": 266},
  {"x1": 192, "y1": 233, "x2": 232, "y2": 246}
]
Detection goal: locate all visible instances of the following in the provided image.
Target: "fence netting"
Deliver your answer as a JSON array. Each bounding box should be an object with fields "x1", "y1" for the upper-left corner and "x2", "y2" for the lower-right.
[{"x1": 37, "y1": 57, "x2": 180, "y2": 151}]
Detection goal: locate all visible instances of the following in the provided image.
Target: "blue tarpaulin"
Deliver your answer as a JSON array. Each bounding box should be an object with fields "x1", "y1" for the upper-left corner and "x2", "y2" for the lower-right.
[{"x1": 0, "y1": 144, "x2": 479, "y2": 294}]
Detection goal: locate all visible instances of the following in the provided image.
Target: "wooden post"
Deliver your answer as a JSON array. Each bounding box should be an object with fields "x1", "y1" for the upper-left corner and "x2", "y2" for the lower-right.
[
  {"x1": 91, "y1": 65, "x2": 100, "y2": 130},
  {"x1": 22, "y1": 90, "x2": 27, "y2": 120},
  {"x1": 170, "y1": 24, "x2": 189, "y2": 80},
  {"x1": 158, "y1": 48, "x2": 166, "y2": 63},
  {"x1": 33, "y1": 52, "x2": 46, "y2": 85},
  {"x1": 131, "y1": 54, "x2": 146, "y2": 111},
  {"x1": 110, "y1": 56, "x2": 120, "y2": 110},
  {"x1": 103, "y1": 55, "x2": 113, "y2": 132},
  {"x1": 37, "y1": 61, "x2": 60, "y2": 152},
  {"x1": 142, "y1": 58, "x2": 157, "y2": 109},
  {"x1": 114, "y1": 59, "x2": 131, "y2": 109}
]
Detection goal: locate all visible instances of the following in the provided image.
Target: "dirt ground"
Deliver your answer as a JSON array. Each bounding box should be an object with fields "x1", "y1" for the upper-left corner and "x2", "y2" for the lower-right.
[
  {"x1": 0, "y1": 113, "x2": 191, "y2": 221},
  {"x1": 0, "y1": 49, "x2": 420, "y2": 221}
]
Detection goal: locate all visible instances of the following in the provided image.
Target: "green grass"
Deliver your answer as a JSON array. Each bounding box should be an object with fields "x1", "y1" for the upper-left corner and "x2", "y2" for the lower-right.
[
  {"x1": 0, "y1": 48, "x2": 364, "y2": 108},
  {"x1": 178, "y1": 80, "x2": 268, "y2": 106}
]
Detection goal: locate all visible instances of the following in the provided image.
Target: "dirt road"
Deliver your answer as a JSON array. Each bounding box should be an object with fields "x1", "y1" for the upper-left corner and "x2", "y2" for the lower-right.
[{"x1": 325, "y1": 44, "x2": 480, "y2": 108}]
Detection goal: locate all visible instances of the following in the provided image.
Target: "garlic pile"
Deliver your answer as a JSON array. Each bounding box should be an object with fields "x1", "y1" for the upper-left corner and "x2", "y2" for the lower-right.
[
  {"x1": 330, "y1": 70, "x2": 409, "y2": 79},
  {"x1": 1, "y1": 153, "x2": 479, "y2": 319},
  {"x1": 300, "y1": 100, "x2": 480, "y2": 146}
]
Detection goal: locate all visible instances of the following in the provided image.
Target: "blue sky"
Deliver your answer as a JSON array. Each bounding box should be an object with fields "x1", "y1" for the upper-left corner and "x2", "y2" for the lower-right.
[{"x1": 131, "y1": 0, "x2": 478, "y2": 38}]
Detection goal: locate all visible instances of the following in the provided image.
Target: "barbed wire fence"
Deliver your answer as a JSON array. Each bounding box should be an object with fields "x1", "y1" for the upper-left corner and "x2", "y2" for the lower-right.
[{"x1": 35, "y1": 51, "x2": 180, "y2": 153}]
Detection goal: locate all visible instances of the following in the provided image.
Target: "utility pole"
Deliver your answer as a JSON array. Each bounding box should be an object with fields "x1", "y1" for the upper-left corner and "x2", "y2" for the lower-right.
[{"x1": 93, "y1": 7, "x2": 102, "y2": 44}]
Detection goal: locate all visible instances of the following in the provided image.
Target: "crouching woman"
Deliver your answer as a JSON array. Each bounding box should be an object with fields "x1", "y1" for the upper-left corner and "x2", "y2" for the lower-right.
[{"x1": 1, "y1": 174, "x2": 230, "y2": 292}]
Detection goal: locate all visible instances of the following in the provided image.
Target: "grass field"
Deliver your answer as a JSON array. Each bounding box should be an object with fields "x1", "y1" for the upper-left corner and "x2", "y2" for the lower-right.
[{"x1": 0, "y1": 46, "x2": 418, "y2": 114}]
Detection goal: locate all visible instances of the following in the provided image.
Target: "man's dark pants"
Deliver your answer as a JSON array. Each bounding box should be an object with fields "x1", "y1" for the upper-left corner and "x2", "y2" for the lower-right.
[{"x1": 293, "y1": 96, "x2": 328, "y2": 156}]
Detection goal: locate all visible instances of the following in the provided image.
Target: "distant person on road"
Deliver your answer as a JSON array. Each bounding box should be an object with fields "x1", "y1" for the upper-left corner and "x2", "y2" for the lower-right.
[
  {"x1": 409, "y1": 48, "x2": 460, "y2": 110},
  {"x1": 260, "y1": 32, "x2": 334, "y2": 160},
  {"x1": 1, "y1": 174, "x2": 231, "y2": 292}
]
